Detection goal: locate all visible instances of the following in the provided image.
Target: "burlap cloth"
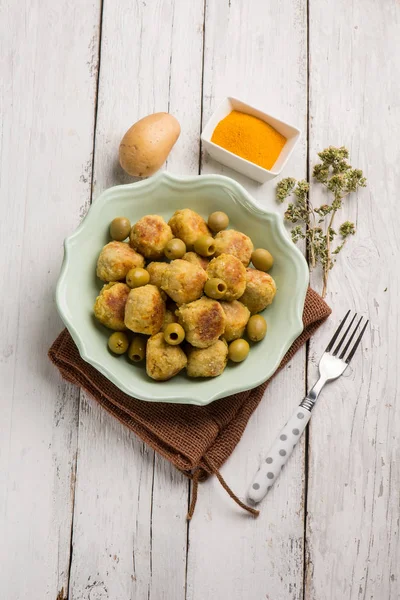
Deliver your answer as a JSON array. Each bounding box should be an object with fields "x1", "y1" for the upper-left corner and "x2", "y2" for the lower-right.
[{"x1": 49, "y1": 287, "x2": 330, "y2": 518}]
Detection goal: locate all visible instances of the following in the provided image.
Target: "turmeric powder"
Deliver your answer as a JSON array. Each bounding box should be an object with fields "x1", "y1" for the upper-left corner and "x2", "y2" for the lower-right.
[{"x1": 211, "y1": 110, "x2": 286, "y2": 170}]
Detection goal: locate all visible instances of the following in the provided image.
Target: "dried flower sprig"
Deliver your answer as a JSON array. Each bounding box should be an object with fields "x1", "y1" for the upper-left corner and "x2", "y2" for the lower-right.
[{"x1": 276, "y1": 146, "x2": 367, "y2": 297}]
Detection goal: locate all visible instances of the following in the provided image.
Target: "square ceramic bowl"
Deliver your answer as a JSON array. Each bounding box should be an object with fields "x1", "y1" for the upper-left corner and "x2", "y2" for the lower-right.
[
  {"x1": 201, "y1": 97, "x2": 301, "y2": 183},
  {"x1": 56, "y1": 172, "x2": 308, "y2": 406}
]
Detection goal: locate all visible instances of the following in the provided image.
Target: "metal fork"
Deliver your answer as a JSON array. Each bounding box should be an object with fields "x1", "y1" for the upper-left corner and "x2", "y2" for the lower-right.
[{"x1": 247, "y1": 311, "x2": 369, "y2": 504}]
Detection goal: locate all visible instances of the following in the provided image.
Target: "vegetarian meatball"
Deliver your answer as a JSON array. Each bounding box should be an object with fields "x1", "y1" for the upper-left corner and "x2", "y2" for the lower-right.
[
  {"x1": 130, "y1": 215, "x2": 173, "y2": 260},
  {"x1": 206, "y1": 253, "x2": 246, "y2": 301},
  {"x1": 186, "y1": 339, "x2": 228, "y2": 378},
  {"x1": 93, "y1": 282, "x2": 130, "y2": 331},
  {"x1": 146, "y1": 261, "x2": 169, "y2": 288},
  {"x1": 239, "y1": 268, "x2": 277, "y2": 314},
  {"x1": 176, "y1": 297, "x2": 226, "y2": 348},
  {"x1": 214, "y1": 229, "x2": 254, "y2": 266},
  {"x1": 124, "y1": 284, "x2": 165, "y2": 335},
  {"x1": 146, "y1": 332, "x2": 187, "y2": 381},
  {"x1": 182, "y1": 251, "x2": 210, "y2": 271},
  {"x1": 96, "y1": 241, "x2": 145, "y2": 282},
  {"x1": 168, "y1": 208, "x2": 211, "y2": 250},
  {"x1": 161, "y1": 259, "x2": 207, "y2": 305},
  {"x1": 220, "y1": 300, "x2": 251, "y2": 342},
  {"x1": 161, "y1": 306, "x2": 178, "y2": 331}
]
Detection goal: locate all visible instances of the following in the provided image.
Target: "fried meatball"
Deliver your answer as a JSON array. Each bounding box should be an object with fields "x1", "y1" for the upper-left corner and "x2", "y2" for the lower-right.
[
  {"x1": 161, "y1": 307, "x2": 178, "y2": 331},
  {"x1": 161, "y1": 259, "x2": 207, "y2": 305},
  {"x1": 93, "y1": 282, "x2": 130, "y2": 331},
  {"x1": 206, "y1": 253, "x2": 246, "y2": 301},
  {"x1": 220, "y1": 300, "x2": 251, "y2": 342},
  {"x1": 168, "y1": 208, "x2": 211, "y2": 250},
  {"x1": 96, "y1": 241, "x2": 145, "y2": 282},
  {"x1": 146, "y1": 261, "x2": 169, "y2": 288},
  {"x1": 130, "y1": 215, "x2": 173, "y2": 260},
  {"x1": 239, "y1": 268, "x2": 277, "y2": 314},
  {"x1": 176, "y1": 297, "x2": 226, "y2": 348},
  {"x1": 146, "y1": 332, "x2": 187, "y2": 381},
  {"x1": 182, "y1": 251, "x2": 210, "y2": 271},
  {"x1": 186, "y1": 340, "x2": 228, "y2": 378},
  {"x1": 214, "y1": 229, "x2": 254, "y2": 266},
  {"x1": 124, "y1": 284, "x2": 165, "y2": 335}
]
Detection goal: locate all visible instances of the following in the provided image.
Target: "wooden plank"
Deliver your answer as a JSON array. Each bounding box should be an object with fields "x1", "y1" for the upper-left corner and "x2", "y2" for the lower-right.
[
  {"x1": 68, "y1": 1, "x2": 205, "y2": 598},
  {"x1": 306, "y1": 1, "x2": 400, "y2": 598},
  {"x1": 0, "y1": 0, "x2": 101, "y2": 598},
  {"x1": 186, "y1": 1, "x2": 308, "y2": 599}
]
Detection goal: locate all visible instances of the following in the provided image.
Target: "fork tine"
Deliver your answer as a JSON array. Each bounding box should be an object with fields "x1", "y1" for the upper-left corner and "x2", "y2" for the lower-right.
[
  {"x1": 325, "y1": 310, "x2": 350, "y2": 352},
  {"x1": 332, "y1": 313, "x2": 358, "y2": 356},
  {"x1": 339, "y1": 316, "x2": 363, "y2": 359},
  {"x1": 345, "y1": 319, "x2": 369, "y2": 363}
]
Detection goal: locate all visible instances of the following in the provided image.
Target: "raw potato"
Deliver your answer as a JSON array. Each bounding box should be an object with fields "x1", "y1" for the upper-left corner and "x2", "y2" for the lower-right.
[{"x1": 119, "y1": 113, "x2": 181, "y2": 177}]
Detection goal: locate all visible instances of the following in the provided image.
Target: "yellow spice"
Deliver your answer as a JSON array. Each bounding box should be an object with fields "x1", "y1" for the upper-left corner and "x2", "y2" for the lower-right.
[{"x1": 211, "y1": 110, "x2": 286, "y2": 170}]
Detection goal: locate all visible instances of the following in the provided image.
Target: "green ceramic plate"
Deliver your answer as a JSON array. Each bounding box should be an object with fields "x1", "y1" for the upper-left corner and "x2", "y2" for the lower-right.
[{"x1": 56, "y1": 172, "x2": 308, "y2": 405}]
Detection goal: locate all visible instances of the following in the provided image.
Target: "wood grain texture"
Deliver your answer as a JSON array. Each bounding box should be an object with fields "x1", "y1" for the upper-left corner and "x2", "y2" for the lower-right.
[
  {"x1": 186, "y1": 1, "x2": 308, "y2": 599},
  {"x1": 68, "y1": 1, "x2": 205, "y2": 598},
  {"x1": 306, "y1": 1, "x2": 400, "y2": 598},
  {"x1": 0, "y1": 0, "x2": 100, "y2": 598},
  {"x1": 2, "y1": 0, "x2": 400, "y2": 598}
]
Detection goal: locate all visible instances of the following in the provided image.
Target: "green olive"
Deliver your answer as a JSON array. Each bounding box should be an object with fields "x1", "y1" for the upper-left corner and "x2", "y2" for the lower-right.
[
  {"x1": 164, "y1": 323, "x2": 185, "y2": 345},
  {"x1": 108, "y1": 332, "x2": 129, "y2": 354},
  {"x1": 164, "y1": 238, "x2": 186, "y2": 260},
  {"x1": 251, "y1": 248, "x2": 274, "y2": 272},
  {"x1": 208, "y1": 211, "x2": 229, "y2": 233},
  {"x1": 204, "y1": 277, "x2": 227, "y2": 299},
  {"x1": 110, "y1": 217, "x2": 131, "y2": 241},
  {"x1": 126, "y1": 267, "x2": 150, "y2": 288},
  {"x1": 128, "y1": 335, "x2": 147, "y2": 362},
  {"x1": 247, "y1": 315, "x2": 267, "y2": 342},
  {"x1": 228, "y1": 338, "x2": 250, "y2": 363},
  {"x1": 194, "y1": 235, "x2": 216, "y2": 257}
]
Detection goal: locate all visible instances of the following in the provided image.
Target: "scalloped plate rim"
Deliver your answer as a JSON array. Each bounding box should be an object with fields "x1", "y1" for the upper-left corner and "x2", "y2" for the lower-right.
[{"x1": 56, "y1": 171, "x2": 309, "y2": 405}]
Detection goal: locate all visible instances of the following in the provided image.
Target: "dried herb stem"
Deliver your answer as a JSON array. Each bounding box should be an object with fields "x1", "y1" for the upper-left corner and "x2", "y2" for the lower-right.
[{"x1": 276, "y1": 146, "x2": 367, "y2": 297}]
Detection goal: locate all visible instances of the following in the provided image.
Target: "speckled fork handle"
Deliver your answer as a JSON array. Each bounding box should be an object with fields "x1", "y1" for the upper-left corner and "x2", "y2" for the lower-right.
[
  {"x1": 247, "y1": 311, "x2": 369, "y2": 505},
  {"x1": 247, "y1": 405, "x2": 312, "y2": 503}
]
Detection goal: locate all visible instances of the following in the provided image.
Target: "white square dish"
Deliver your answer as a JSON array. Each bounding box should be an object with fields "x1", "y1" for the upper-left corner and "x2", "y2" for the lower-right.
[{"x1": 201, "y1": 97, "x2": 301, "y2": 183}]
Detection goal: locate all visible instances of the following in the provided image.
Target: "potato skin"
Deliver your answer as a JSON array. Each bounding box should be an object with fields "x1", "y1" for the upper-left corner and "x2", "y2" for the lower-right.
[
  {"x1": 119, "y1": 113, "x2": 180, "y2": 177},
  {"x1": 176, "y1": 297, "x2": 226, "y2": 348},
  {"x1": 96, "y1": 241, "x2": 145, "y2": 282},
  {"x1": 239, "y1": 268, "x2": 277, "y2": 314},
  {"x1": 130, "y1": 215, "x2": 173, "y2": 260},
  {"x1": 161, "y1": 259, "x2": 207, "y2": 305},
  {"x1": 206, "y1": 253, "x2": 246, "y2": 301},
  {"x1": 214, "y1": 229, "x2": 254, "y2": 267},
  {"x1": 168, "y1": 209, "x2": 211, "y2": 250},
  {"x1": 124, "y1": 284, "x2": 165, "y2": 335},
  {"x1": 93, "y1": 282, "x2": 130, "y2": 331},
  {"x1": 186, "y1": 340, "x2": 228, "y2": 378},
  {"x1": 146, "y1": 332, "x2": 187, "y2": 381},
  {"x1": 220, "y1": 300, "x2": 251, "y2": 342}
]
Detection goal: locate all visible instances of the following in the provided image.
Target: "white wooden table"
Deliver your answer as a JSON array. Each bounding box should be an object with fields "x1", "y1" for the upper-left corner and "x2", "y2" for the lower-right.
[{"x1": 1, "y1": 1, "x2": 399, "y2": 598}]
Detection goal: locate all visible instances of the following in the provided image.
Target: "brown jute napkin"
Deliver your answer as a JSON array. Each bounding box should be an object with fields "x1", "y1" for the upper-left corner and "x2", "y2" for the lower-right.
[{"x1": 49, "y1": 287, "x2": 330, "y2": 518}]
